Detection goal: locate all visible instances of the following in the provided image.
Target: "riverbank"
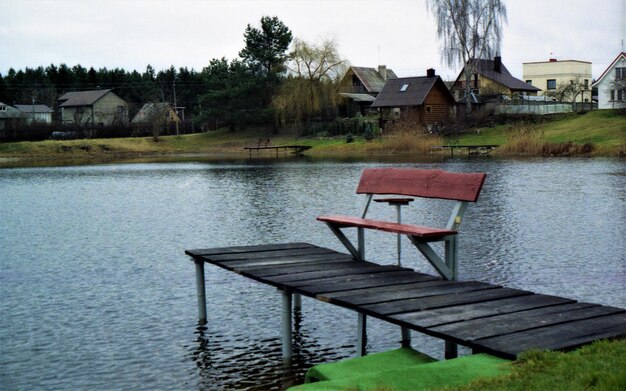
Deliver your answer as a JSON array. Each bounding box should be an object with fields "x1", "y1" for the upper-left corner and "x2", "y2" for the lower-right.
[{"x1": 0, "y1": 110, "x2": 624, "y2": 165}]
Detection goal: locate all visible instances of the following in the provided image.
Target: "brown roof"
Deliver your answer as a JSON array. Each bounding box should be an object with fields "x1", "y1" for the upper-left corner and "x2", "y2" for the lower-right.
[
  {"x1": 371, "y1": 76, "x2": 455, "y2": 108},
  {"x1": 457, "y1": 59, "x2": 540, "y2": 92},
  {"x1": 350, "y1": 66, "x2": 398, "y2": 93},
  {"x1": 58, "y1": 89, "x2": 113, "y2": 107}
]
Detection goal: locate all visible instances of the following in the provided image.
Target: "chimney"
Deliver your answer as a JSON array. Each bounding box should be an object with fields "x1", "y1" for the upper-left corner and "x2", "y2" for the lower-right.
[
  {"x1": 549, "y1": 58, "x2": 557, "y2": 62},
  {"x1": 494, "y1": 56, "x2": 502, "y2": 73},
  {"x1": 427, "y1": 68, "x2": 436, "y2": 78},
  {"x1": 378, "y1": 65, "x2": 387, "y2": 81}
]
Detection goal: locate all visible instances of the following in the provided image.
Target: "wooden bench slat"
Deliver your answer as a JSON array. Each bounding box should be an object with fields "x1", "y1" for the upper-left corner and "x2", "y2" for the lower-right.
[
  {"x1": 356, "y1": 168, "x2": 486, "y2": 202},
  {"x1": 317, "y1": 215, "x2": 457, "y2": 238}
]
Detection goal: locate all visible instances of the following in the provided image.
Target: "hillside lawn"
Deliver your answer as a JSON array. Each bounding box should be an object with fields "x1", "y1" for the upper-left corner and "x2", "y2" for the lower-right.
[{"x1": 0, "y1": 110, "x2": 624, "y2": 163}]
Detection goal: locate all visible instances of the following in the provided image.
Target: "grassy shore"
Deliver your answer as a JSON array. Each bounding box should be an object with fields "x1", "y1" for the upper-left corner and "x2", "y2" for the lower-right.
[
  {"x1": 446, "y1": 339, "x2": 626, "y2": 391},
  {"x1": 0, "y1": 110, "x2": 624, "y2": 164}
]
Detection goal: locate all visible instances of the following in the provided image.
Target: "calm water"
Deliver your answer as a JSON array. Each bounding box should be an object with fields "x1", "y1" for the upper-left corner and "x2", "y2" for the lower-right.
[{"x1": 1, "y1": 157, "x2": 624, "y2": 390}]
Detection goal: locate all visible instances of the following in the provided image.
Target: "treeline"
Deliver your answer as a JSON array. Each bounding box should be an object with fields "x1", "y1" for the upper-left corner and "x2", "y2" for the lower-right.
[{"x1": 0, "y1": 16, "x2": 346, "y2": 134}]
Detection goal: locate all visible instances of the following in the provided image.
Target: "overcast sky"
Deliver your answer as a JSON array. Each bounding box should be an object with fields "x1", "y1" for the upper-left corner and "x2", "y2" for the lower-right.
[{"x1": 1, "y1": 0, "x2": 624, "y2": 80}]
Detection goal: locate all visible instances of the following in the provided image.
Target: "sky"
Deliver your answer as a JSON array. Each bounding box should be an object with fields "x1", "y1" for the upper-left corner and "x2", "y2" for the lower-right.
[{"x1": 0, "y1": 0, "x2": 624, "y2": 80}]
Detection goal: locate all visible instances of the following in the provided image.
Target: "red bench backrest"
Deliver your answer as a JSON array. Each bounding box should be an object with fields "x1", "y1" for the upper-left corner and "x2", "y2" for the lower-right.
[{"x1": 356, "y1": 168, "x2": 486, "y2": 202}]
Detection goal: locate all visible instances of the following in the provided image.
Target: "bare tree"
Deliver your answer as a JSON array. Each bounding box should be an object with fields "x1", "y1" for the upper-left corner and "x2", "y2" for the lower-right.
[
  {"x1": 273, "y1": 37, "x2": 347, "y2": 126},
  {"x1": 427, "y1": 0, "x2": 507, "y2": 112},
  {"x1": 544, "y1": 75, "x2": 591, "y2": 110}
]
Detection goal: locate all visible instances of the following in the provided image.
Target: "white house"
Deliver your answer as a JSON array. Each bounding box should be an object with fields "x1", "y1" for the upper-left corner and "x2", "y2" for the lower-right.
[
  {"x1": 591, "y1": 52, "x2": 626, "y2": 109},
  {"x1": 15, "y1": 104, "x2": 54, "y2": 124}
]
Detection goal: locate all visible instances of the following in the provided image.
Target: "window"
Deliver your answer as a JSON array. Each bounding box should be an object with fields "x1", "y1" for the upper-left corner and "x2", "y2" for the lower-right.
[
  {"x1": 584, "y1": 79, "x2": 589, "y2": 89},
  {"x1": 610, "y1": 90, "x2": 615, "y2": 101},
  {"x1": 618, "y1": 89, "x2": 624, "y2": 101},
  {"x1": 616, "y1": 67, "x2": 626, "y2": 80},
  {"x1": 426, "y1": 106, "x2": 432, "y2": 114},
  {"x1": 526, "y1": 80, "x2": 532, "y2": 85},
  {"x1": 76, "y1": 107, "x2": 84, "y2": 114},
  {"x1": 0, "y1": 106, "x2": 6, "y2": 111},
  {"x1": 400, "y1": 84, "x2": 409, "y2": 92},
  {"x1": 547, "y1": 79, "x2": 556, "y2": 90}
]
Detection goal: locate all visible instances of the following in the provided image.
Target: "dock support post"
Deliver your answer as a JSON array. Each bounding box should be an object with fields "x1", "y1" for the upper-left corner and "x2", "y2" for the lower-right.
[
  {"x1": 194, "y1": 260, "x2": 207, "y2": 324},
  {"x1": 357, "y1": 312, "x2": 367, "y2": 356},
  {"x1": 356, "y1": 227, "x2": 367, "y2": 356},
  {"x1": 444, "y1": 236, "x2": 458, "y2": 359},
  {"x1": 293, "y1": 293, "x2": 302, "y2": 311},
  {"x1": 281, "y1": 290, "x2": 293, "y2": 364}
]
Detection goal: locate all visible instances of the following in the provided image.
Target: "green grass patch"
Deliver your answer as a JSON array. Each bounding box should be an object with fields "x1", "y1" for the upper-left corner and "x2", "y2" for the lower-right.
[{"x1": 446, "y1": 339, "x2": 626, "y2": 391}]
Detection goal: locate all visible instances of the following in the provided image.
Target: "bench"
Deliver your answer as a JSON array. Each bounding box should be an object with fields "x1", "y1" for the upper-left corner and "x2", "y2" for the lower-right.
[
  {"x1": 318, "y1": 168, "x2": 486, "y2": 356},
  {"x1": 318, "y1": 168, "x2": 486, "y2": 281}
]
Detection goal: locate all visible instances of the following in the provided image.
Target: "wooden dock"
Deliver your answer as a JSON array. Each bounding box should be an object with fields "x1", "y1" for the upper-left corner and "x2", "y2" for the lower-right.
[
  {"x1": 186, "y1": 242, "x2": 626, "y2": 360},
  {"x1": 432, "y1": 145, "x2": 499, "y2": 156},
  {"x1": 244, "y1": 145, "x2": 312, "y2": 157}
]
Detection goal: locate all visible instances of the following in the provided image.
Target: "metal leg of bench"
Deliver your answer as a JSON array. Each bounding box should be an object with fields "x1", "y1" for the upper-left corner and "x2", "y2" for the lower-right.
[
  {"x1": 357, "y1": 312, "x2": 367, "y2": 356},
  {"x1": 281, "y1": 290, "x2": 293, "y2": 364},
  {"x1": 194, "y1": 260, "x2": 207, "y2": 324},
  {"x1": 293, "y1": 293, "x2": 302, "y2": 311}
]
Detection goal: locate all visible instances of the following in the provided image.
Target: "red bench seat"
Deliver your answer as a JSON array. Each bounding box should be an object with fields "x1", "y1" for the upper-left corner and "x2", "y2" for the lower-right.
[{"x1": 317, "y1": 215, "x2": 457, "y2": 239}]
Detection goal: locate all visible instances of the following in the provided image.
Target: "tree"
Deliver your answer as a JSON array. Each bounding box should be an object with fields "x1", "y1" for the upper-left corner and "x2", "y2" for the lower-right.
[
  {"x1": 198, "y1": 58, "x2": 265, "y2": 131},
  {"x1": 239, "y1": 16, "x2": 292, "y2": 78},
  {"x1": 272, "y1": 37, "x2": 346, "y2": 126},
  {"x1": 544, "y1": 75, "x2": 591, "y2": 110},
  {"x1": 427, "y1": 0, "x2": 507, "y2": 112}
]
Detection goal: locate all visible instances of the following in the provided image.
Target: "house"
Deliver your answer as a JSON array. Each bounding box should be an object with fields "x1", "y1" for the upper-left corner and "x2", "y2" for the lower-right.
[
  {"x1": 131, "y1": 103, "x2": 181, "y2": 126},
  {"x1": 591, "y1": 52, "x2": 626, "y2": 109},
  {"x1": 452, "y1": 56, "x2": 540, "y2": 100},
  {"x1": 15, "y1": 104, "x2": 54, "y2": 124},
  {"x1": 523, "y1": 59, "x2": 592, "y2": 102},
  {"x1": 0, "y1": 102, "x2": 23, "y2": 132},
  {"x1": 337, "y1": 65, "x2": 398, "y2": 115},
  {"x1": 371, "y1": 69, "x2": 456, "y2": 127},
  {"x1": 58, "y1": 89, "x2": 129, "y2": 126}
]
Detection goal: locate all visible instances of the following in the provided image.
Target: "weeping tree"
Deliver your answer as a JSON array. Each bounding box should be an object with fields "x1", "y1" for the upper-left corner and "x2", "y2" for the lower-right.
[
  {"x1": 427, "y1": 0, "x2": 507, "y2": 112},
  {"x1": 272, "y1": 37, "x2": 347, "y2": 127}
]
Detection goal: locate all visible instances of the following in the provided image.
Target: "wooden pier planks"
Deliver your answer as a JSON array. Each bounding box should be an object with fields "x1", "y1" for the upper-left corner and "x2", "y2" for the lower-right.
[{"x1": 186, "y1": 243, "x2": 626, "y2": 360}]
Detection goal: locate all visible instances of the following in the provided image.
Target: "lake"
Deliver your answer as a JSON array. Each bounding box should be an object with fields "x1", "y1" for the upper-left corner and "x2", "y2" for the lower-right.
[{"x1": 1, "y1": 156, "x2": 624, "y2": 390}]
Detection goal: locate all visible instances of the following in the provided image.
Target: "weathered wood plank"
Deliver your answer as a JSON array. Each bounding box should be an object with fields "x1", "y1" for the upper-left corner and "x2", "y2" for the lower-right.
[
  {"x1": 241, "y1": 259, "x2": 358, "y2": 277},
  {"x1": 429, "y1": 303, "x2": 622, "y2": 342},
  {"x1": 474, "y1": 313, "x2": 626, "y2": 359},
  {"x1": 209, "y1": 247, "x2": 338, "y2": 262},
  {"x1": 185, "y1": 242, "x2": 314, "y2": 257},
  {"x1": 317, "y1": 280, "x2": 446, "y2": 301},
  {"x1": 390, "y1": 294, "x2": 574, "y2": 328},
  {"x1": 364, "y1": 288, "x2": 532, "y2": 316},
  {"x1": 297, "y1": 271, "x2": 439, "y2": 296},
  {"x1": 226, "y1": 255, "x2": 352, "y2": 270},
  {"x1": 334, "y1": 281, "x2": 497, "y2": 306},
  {"x1": 267, "y1": 264, "x2": 404, "y2": 284}
]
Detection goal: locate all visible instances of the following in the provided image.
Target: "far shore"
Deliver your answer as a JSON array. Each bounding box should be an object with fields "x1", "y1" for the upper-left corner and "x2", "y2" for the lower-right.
[{"x1": 1, "y1": 110, "x2": 624, "y2": 167}]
